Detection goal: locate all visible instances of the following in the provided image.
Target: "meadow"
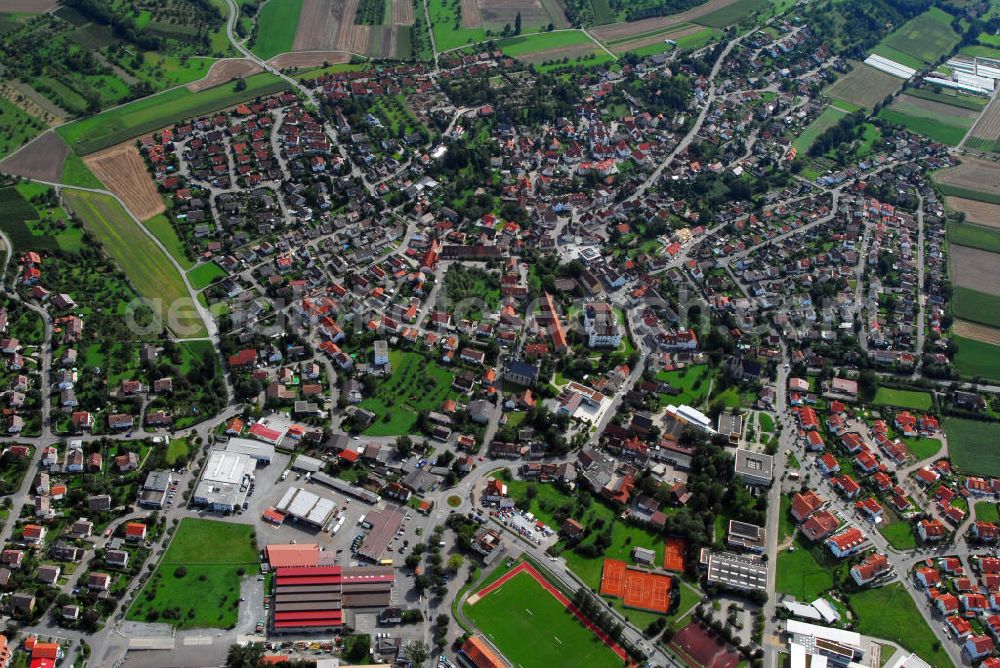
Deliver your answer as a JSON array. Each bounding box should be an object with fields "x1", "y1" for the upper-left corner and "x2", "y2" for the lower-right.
[
  {"x1": 427, "y1": 0, "x2": 486, "y2": 52},
  {"x1": 946, "y1": 417, "x2": 1000, "y2": 476},
  {"x1": 876, "y1": 7, "x2": 959, "y2": 65},
  {"x1": 359, "y1": 350, "x2": 457, "y2": 435},
  {"x1": 127, "y1": 519, "x2": 257, "y2": 628},
  {"x1": 948, "y1": 221, "x2": 1000, "y2": 254},
  {"x1": 953, "y1": 335, "x2": 1000, "y2": 382},
  {"x1": 496, "y1": 30, "x2": 597, "y2": 57},
  {"x1": 877, "y1": 107, "x2": 969, "y2": 145},
  {"x1": 952, "y1": 287, "x2": 1000, "y2": 330},
  {"x1": 793, "y1": 105, "x2": 847, "y2": 154},
  {"x1": 251, "y1": 0, "x2": 304, "y2": 60},
  {"x1": 57, "y1": 73, "x2": 289, "y2": 155},
  {"x1": 61, "y1": 190, "x2": 206, "y2": 338}
]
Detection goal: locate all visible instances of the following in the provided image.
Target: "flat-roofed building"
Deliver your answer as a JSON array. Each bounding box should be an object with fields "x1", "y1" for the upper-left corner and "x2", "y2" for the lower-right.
[
  {"x1": 734, "y1": 449, "x2": 773, "y2": 486},
  {"x1": 702, "y1": 550, "x2": 768, "y2": 592},
  {"x1": 139, "y1": 470, "x2": 172, "y2": 508},
  {"x1": 224, "y1": 438, "x2": 275, "y2": 463},
  {"x1": 272, "y1": 564, "x2": 395, "y2": 634},
  {"x1": 192, "y1": 450, "x2": 256, "y2": 511},
  {"x1": 357, "y1": 506, "x2": 405, "y2": 563},
  {"x1": 727, "y1": 520, "x2": 766, "y2": 553},
  {"x1": 275, "y1": 487, "x2": 337, "y2": 529}
]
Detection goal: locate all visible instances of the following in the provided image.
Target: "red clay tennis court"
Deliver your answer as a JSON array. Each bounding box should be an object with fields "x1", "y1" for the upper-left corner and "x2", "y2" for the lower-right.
[
  {"x1": 600, "y1": 559, "x2": 672, "y2": 614},
  {"x1": 622, "y1": 568, "x2": 671, "y2": 613},
  {"x1": 599, "y1": 559, "x2": 627, "y2": 597},
  {"x1": 671, "y1": 621, "x2": 740, "y2": 668},
  {"x1": 664, "y1": 536, "x2": 686, "y2": 572}
]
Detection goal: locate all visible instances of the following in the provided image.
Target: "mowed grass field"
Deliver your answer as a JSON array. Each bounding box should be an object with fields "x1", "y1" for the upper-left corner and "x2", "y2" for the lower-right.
[
  {"x1": 948, "y1": 221, "x2": 1000, "y2": 254},
  {"x1": 464, "y1": 570, "x2": 622, "y2": 668},
  {"x1": 877, "y1": 95, "x2": 973, "y2": 145},
  {"x1": 824, "y1": 61, "x2": 903, "y2": 109},
  {"x1": 56, "y1": 73, "x2": 289, "y2": 155},
  {"x1": 359, "y1": 350, "x2": 456, "y2": 435},
  {"x1": 953, "y1": 287, "x2": 1000, "y2": 329},
  {"x1": 793, "y1": 105, "x2": 847, "y2": 153},
  {"x1": 946, "y1": 417, "x2": 1000, "y2": 476},
  {"x1": 876, "y1": 6, "x2": 959, "y2": 65},
  {"x1": 872, "y1": 387, "x2": 933, "y2": 410},
  {"x1": 850, "y1": 583, "x2": 952, "y2": 668},
  {"x1": 61, "y1": 190, "x2": 206, "y2": 338},
  {"x1": 776, "y1": 536, "x2": 840, "y2": 601},
  {"x1": 694, "y1": 0, "x2": 768, "y2": 29},
  {"x1": 127, "y1": 519, "x2": 258, "y2": 629},
  {"x1": 427, "y1": 0, "x2": 485, "y2": 52},
  {"x1": 496, "y1": 30, "x2": 597, "y2": 57},
  {"x1": 252, "y1": 0, "x2": 304, "y2": 60},
  {"x1": 953, "y1": 335, "x2": 1000, "y2": 382},
  {"x1": 977, "y1": 501, "x2": 1000, "y2": 523}
]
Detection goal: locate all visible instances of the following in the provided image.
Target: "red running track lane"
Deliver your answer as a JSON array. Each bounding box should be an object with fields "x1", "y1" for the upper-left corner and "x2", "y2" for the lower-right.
[{"x1": 471, "y1": 562, "x2": 631, "y2": 663}]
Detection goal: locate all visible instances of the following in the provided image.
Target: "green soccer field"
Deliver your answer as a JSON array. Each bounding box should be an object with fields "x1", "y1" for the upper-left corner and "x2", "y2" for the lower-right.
[{"x1": 464, "y1": 570, "x2": 622, "y2": 668}]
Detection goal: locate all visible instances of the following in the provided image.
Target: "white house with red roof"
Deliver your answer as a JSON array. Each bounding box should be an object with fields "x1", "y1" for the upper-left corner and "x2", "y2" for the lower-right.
[
  {"x1": 915, "y1": 567, "x2": 941, "y2": 588},
  {"x1": 972, "y1": 520, "x2": 1000, "y2": 543},
  {"x1": 818, "y1": 453, "x2": 839, "y2": 475},
  {"x1": 826, "y1": 526, "x2": 866, "y2": 558},
  {"x1": 855, "y1": 497, "x2": 883, "y2": 523},
  {"x1": 918, "y1": 518, "x2": 947, "y2": 542},
  {"x1": 966, "y1": 634, "x2": 994, "y2": 660},
  {"x1": 832, "y1": 475, "x2": 860, "y2": 499}
]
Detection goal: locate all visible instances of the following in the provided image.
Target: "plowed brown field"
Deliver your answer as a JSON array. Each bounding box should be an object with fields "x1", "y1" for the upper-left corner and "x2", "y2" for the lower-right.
[
  {"x1": 294, "y1": 0, "x2": 345, "y2": 51},
  {"x1": 392, "y1": 0, "x2": 414, "y2": 25},
  {"x1": 83, "y1": 143, "x2": 164, "y2": 221},
  {"x1": 945, "y1": 196, "x2": 1000, "y2": 229},
  {"x1": 591, "y1": 0, "x2": 739, "y2": 41},
  {"x1": 188, "y1": 59, "x2": 263, "y2": 91},
  {"x1": 268, "y1": 51, "x2": 352, "y2": 68},
  {"x1": 0, "y1": 130, "x2": 68, "y2": 182},
  {"x1": 954, "y1": 319, "x2": 1000, "y2": 346}
]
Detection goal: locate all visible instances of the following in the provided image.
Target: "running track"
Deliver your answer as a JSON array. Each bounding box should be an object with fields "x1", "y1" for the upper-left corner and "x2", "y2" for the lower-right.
[{"x1": 470, "y1": 562, "x2": 630, "y2": 663}]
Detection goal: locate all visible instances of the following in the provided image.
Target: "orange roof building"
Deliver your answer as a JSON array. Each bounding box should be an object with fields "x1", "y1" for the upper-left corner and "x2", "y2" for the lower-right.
[
  {"x1": 460, "y1": 635, "x2": 507, "y2": 668},
  {"x1": 266, "y1": 543, "x2": 320, "y2": 568}
]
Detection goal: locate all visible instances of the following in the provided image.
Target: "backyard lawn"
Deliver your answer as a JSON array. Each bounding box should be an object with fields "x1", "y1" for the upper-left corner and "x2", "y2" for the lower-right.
[
  {"x1": 902, "y1": 436, "x2": 941, "y2": 461},
  {"x1": 879, "y1": 518, "x2": 916, "y2": 550},
  {"x1": 359, "y1": 350, "x2": 456, "y2": 436},
  {"x1": 188, "y1": 262, "x2": 227, "y2": 291},
  {"x1": 655, "y1": 364, "x2": 712, "y2": 407},
  {"x1": 976, "y1": 501, "x2": 1000, "y2": 524},
  {"x1": 127, "y1": 519, "x2": 257, "y2": 628},
  {"x1": 850, "y1": 583, "x2": 952, "y2": 667},
  {"x1": 872, "y1": 387, "x2": 932, "y2": 411},
  {"x1": 775, "y1": 537, "x2": 842, "y2": 601}
]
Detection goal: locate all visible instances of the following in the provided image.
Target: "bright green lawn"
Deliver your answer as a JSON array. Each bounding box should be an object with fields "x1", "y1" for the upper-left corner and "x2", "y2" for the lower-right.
[
  {"x1": 428, "y1": 0, "x2": 486, "y2": 52},
  {"x1": 57, "y1": 73, "x2": 289, "y2": 155},
  {"x1": 976, "y1": 501, "x2": 1000, "y2": 523},
  {"x1": 62, "y1": 190, "x2": 206, "y2": 338},
  {"x1": 188, "y1": 262, "x2": 227, "y2": 290},
  {"x1": 775, "y1": 537, "x2": 841, "y2": 601},
  {"x1": 879, "y1": 519, "x2": 916, "y2": 550},
  {"x1": 903, "y1": 436, "x2": 941, "y2": 461},
  {"x1": 655, "y1": 364, "x2": 711, "y2": 407},
  {"x1": 850, "y1": 583, "x2": 952, "y2": 667},
  {"x1": 497, "y1": 30, "x2": 596, "y2": 57},
  {"x1": 953, "y1": 336, "x2": 1000, "y2": 382},
  {"x1": 794, "y1": 105, "x2": 847, "y2": 154},
  {"x1": 877, "y1": 108, "x2": 968, "y2": 145},
  {"x1": 872, "y1": 387, "x2": 932, "y2": 410},
  {"x1": 251, "y1": 0, "x2": 303, "y2": 60},
  {"x1": 126, "y1": 519, "x2": 257, "y2": 628},
  {"x1": 61, "y1": 153, "x2": 105, "y2": 189},
  {"x1": 759, "y1": 412, "x2": 774, "y2": 433},
  {"x1": 359, "y1": 350, "x2": 457, "y2": 436},
  {"x1": 464, "y1": 570, "x2": 622, "y2": 668},
  {"x1": 144, "y1": 212, "x2": 194, "y2": 270},
  {"x1": 165, "y1": 439, "x2": 190, "y2": 465}
]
